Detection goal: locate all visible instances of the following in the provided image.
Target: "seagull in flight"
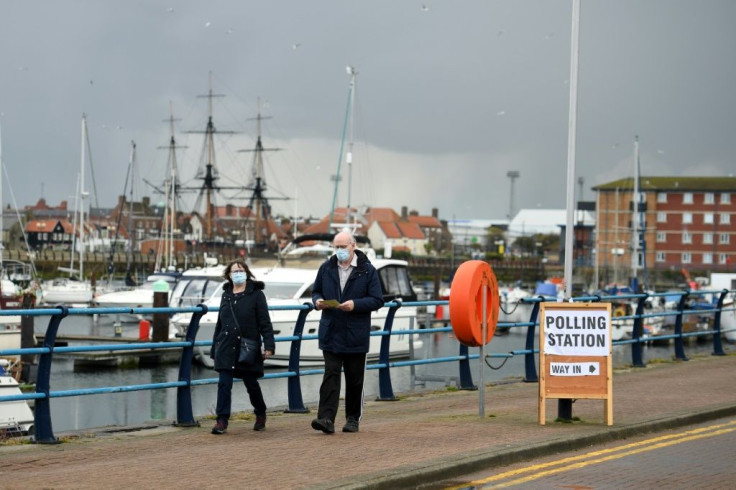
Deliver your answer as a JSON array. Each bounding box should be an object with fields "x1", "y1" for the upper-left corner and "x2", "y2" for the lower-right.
[
  {"x1": 420, "y1": 3, "x2": 429, "y2": 11},
  {"x1": 292, "y1": 43, "x2": 301, "y2": 50}
]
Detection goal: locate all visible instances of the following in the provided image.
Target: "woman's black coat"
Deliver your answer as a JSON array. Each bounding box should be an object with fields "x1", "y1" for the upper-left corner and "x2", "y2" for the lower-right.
[{"x1": 211, "y1": 280, "x2": 275, "y2": 377}]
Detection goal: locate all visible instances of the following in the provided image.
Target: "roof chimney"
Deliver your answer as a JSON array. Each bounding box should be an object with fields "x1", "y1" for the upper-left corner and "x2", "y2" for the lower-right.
[
  {"x1": 401, "y1": 206, "x2": 408, "y2": 220},
  {"x1": 432, "y1": 207, "x2": 438, "y2": 218}
]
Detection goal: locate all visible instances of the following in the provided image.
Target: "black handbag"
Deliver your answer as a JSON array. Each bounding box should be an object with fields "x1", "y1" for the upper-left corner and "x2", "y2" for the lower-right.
[
  {"x1": 230, "y1": 301, "x2": 261, "y2": 366},
  {"x1": 238, "y1": 338, "x2": 261, "y2": 365}
]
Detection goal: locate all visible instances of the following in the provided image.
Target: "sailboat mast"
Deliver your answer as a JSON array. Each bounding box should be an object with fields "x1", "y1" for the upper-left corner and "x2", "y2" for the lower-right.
[
  {"x1": 127, "y1": 142, "x2": 136, "y2": 276},
  {"x1": 0, "y1": 123, "x2": 3, "y2": 273},
  {"x1": 329, "y1": 66, "x2": 357, "y2": 229},
  {"x1": 78, "y1": 114, "x2": 88, "y2": 280},
  {"x1": 345, "y1": 66, "x2": 357, "y2": 225},
  {"x1": 631, "y1": 135, "x2": 640, "y2": 285}
]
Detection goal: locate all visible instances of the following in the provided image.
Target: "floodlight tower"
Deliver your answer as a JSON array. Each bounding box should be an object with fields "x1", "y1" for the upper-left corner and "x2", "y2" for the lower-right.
[{"x1": 506, "y1": 170, "x2": 520, "y2": 220}]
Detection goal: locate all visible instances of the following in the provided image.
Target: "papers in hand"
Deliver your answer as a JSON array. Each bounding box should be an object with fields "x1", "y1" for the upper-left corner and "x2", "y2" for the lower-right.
[{"x1": 321, "y1": 299, "x2": 341, "y2": 308}]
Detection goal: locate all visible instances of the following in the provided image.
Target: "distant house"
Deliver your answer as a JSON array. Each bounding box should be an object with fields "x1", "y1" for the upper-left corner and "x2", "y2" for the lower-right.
[
  {"x1": 25, "y1": 219, "x2": 76, "y2": 250},
  {"x1": 301, "y1": 206, "x2": 444, "y2": 256}
]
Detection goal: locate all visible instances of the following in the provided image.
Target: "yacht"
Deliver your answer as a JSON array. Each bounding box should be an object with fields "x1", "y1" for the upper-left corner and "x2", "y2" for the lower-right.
[{"x1": 172, "y1": 251, "x2": 422, "y2": 367}]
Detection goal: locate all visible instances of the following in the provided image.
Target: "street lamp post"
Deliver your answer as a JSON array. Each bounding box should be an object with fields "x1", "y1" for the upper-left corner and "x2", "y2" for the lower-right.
[{"x1": 507, "y1": 170, "x2": 520, "y2": 220}]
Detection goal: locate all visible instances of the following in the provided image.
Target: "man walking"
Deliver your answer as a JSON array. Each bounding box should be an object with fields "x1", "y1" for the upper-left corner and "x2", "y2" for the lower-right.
[{"x1": 311, "y1": 230, "x2": 384, "y2": 433}]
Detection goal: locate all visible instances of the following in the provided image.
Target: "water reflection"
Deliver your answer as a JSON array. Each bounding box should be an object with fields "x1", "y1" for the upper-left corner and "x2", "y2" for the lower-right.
[{"x1": 32, "y1": 314, "x2": 731, "y2": 433}]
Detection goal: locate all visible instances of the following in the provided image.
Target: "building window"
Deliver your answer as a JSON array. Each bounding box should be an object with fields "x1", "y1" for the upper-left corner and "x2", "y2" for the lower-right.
[
  {"x1": 657, "y1": 193, "x2": 667, "y2": 203},
  {"x1": 704, "y1": 193, "x2": 715, "y2": 204},
  {"x1": 720, "y1": 233, "x2": 730, "y2": 245},
  {"x1": 656, "y1": 252, "x2": 666, "y2": 262},
  {"x1": 682, "y1": 212, "x2": 692, "y2": 224},
  {"x1": 657, "y1": 212, "x2": 666, "y2": 223},
  {"x1": 720, "y1": 254, "x2": 728, "y2": 264},
  {"x1": 703, "y1": 253, "x2": 713, "y2": 264},
  {"x1": 656, "y1": 232, "x2": 666, "y2": 242},
  {"x1": 704, "y1": 213, "x2": 714, "y2": 224},
  {"x1": 683, "y1": 192, "x2": 693, "y2": 204},
  {"x1": 721, "y1": 213, "x2": 731, "y2": 225},
  {"x1": 721, "y1": 193, "x2": 731, "y2": 204},
  {"x1": 682, "y1": 232, "x2": 692, "y2": 244},
  {"x1": 682, "y1": 252, "x2": 691, "y2": 264},
  {"x1": 704, "y1": 233, "x2": 713, "y2": 244}
]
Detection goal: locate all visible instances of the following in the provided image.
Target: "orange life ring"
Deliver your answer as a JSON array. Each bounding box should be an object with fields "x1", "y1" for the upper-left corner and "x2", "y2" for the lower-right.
[{"x1": 449, "y1": 260, "x2": 500, "y2": 346}]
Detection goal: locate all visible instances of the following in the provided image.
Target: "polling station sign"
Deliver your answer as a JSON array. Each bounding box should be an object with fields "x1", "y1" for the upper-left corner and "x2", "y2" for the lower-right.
[
  {"x1": 538, "y1": 302, "x2": 613, "y2": 426},
  {"x1": 543, "y1": 308, "x2": 610, "y2": 356}
]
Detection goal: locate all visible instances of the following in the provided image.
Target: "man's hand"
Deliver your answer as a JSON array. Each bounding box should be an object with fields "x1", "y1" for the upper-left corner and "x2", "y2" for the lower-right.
[
  {"x1": 315, "y1": 299, "x2": 325, "y2": 310},
  {"x1": 337, "y1": 300, "x2": 354, "y2": 312}
]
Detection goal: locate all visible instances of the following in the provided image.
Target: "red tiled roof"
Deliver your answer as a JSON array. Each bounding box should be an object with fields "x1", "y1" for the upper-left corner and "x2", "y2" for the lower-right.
[
  {"x1": 378, "y1": 221, "x2": 402, "y2": 239},
  {"x1": 396, "y1": 221, "x2": 425, "y2": 239},
  {"x1": 408, "y1": 215, "x2": 442, "y2": 228}
]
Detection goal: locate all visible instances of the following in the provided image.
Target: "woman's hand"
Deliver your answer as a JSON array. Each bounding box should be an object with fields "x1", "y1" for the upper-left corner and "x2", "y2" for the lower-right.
[{"x1": 263, "y1": 350, "x2": 274, "y2": 360}]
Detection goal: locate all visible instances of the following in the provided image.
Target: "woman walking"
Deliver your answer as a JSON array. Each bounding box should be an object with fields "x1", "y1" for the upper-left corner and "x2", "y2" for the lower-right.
[{"x1": 210, "y1": 259, "x2": 275, "y2": 435}]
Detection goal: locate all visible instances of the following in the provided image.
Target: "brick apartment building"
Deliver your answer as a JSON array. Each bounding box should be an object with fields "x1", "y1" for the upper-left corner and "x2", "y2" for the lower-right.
[{"x1": 594, "y1": 176, "x2": 736, "y2": 275}]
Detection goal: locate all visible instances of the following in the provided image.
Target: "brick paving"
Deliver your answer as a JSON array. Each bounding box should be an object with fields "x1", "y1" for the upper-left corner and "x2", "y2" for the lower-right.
[{"x1": 1, "y1": 354, "x2": 735, "y2": 489}]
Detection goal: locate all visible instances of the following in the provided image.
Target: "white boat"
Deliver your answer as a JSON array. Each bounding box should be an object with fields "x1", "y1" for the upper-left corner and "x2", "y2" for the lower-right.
[
  {"x1": 41, "y1": 277, "x2": 93, "y2": 306},
  {"x1": 172, "y1": 250, "x2": 422, "y2": 367},
  {"x1": 41, "y1": 115, "x2": 95, "y2": 306},
  {"x1": 722, "y1": 296, "x2": 736, "y2": 343},
  {"x1": 93, "y1": 270, "x2": 183, "y2": 322},
  {"x1": 0, "y1": 359, "x2": 34, "y2": 436}
]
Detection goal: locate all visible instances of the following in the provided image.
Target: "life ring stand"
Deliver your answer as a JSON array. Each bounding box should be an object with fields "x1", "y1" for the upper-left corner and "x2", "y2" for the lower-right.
[
  {"x1": 449, "y1": 260, "x2": 500, "y2": 347},
  {"x1": 613, "y1": 306, "x2": 626, "y2": 317}
]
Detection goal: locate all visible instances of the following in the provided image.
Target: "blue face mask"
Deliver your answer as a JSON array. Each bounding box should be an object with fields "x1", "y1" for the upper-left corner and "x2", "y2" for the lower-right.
[
  {"x1": 335, "y1": 248, "x2": 350, "y2": 263},
  {"x1": 231, "y1": 271, "x2": 247, "y2": 285}
]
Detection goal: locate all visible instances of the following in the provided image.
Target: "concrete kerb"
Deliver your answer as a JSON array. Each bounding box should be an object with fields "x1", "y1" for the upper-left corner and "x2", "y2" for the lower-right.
[{"x1": 317, "y1": 403, "x2": 736, "y2": 490}]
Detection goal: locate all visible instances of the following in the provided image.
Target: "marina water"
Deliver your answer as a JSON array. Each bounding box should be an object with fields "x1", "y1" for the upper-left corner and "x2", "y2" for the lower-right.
[{"x1": 37, "y1": 314, "x2": 718, "y2": 433}]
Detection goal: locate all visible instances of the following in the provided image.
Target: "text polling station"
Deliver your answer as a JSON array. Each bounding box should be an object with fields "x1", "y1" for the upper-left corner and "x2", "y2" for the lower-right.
[{"x1": 539, "y1": 302, "x2": 613, "y2": 426}]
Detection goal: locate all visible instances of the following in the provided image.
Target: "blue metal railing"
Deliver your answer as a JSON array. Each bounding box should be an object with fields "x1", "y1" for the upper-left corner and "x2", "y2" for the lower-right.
[{"x1": 1, "y1": 288, "x2": 734, "y2": 443}]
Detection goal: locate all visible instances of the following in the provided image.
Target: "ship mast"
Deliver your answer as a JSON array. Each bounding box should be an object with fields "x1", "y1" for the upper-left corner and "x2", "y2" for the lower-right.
[
  {"x1": 238, "y1": 98, "x2": 285, "y2": 246},
  {"x1": 185, "y1": 73, "x2": 234, "y2": 241}
]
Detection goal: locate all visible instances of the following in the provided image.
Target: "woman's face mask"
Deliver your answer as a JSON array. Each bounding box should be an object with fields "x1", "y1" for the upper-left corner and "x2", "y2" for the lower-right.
[{"x1": 231, "y1": 271, "x2": 247, "y2": 285}]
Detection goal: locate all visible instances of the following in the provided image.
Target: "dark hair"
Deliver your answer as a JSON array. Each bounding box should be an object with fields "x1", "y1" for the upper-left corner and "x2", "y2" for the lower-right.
[{"x1": 223, "y1": 259, "x2": 255, "y2": 287}]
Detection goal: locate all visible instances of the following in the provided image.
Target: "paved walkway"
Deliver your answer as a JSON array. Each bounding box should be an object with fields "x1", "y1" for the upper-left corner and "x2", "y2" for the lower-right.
[{"x1": 2, "y1": 353, "x2": 736, "y2": 489}]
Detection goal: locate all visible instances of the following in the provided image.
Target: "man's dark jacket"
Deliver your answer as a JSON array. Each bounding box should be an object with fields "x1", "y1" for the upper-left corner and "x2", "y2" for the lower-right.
[
  {"x1": 311, "y1": 249, "x2": 384, "y2": 353},
  {"x1": 211, "y1": 281, "x2": 275, "y2": 377}
]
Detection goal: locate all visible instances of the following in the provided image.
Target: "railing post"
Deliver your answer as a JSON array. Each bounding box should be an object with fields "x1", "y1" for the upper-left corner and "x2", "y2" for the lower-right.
[
  {"x1": 523, "y1": 298, "x2": 543, "y2": 382},
  {"x1": 33, "y1": 305, "x2": 68, "y2": 444},
  {"x1": 377, "y1": 301, "x2": 400, "y2": 401},
  {"x1": 631, "y1": 294, "x2": 647, "y2": 368},
  {"x1": 284, "y1": 303, "x2": 312, "y2": 413},
  {"x1": 458, "y1": 343, "x2": 476, "y2": 390},
  {"x1": 674, "y1": 291, "x2": 690, "y2": 361},
  {"x1": 175, "y1": 304, "x2": 207, "y2": 427},
  {"x1": 712, "y1": 289, "x2": 728, "y2": 356}
]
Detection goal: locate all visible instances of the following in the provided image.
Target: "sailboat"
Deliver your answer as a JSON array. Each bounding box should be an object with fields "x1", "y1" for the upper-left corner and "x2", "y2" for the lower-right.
[
  {"x1": 0, "y1": 123, "x2": 24, "y2": 337},
  {"x1": 41, "y1": 114, "x2": 95, "y2": 306}
]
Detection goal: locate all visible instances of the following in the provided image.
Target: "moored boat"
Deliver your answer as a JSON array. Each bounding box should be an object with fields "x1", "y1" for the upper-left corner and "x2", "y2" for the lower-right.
[{"x1": 172, "y1": 247, "x2": 422, "y2": 367}]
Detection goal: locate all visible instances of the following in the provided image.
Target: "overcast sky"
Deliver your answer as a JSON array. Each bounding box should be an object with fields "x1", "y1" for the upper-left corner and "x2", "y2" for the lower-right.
[{"x1": 1, "y1": 1, "x2": 735, "y2": 223}]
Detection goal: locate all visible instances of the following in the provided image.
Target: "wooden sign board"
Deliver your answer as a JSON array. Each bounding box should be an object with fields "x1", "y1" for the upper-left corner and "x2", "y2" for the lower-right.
[{"x1": 539, "y1": 302, "x2": 613, "y2": 426}]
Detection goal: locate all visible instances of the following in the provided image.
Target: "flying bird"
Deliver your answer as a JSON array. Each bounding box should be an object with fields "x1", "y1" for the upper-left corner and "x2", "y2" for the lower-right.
[
  {"x1": 204, "y1": 21, "x2": 211, "y2": 28},
  {"x1": 420, "y1": 3, "x2": 429, "y2": 12},
  {"x1": 496, "y1": 110, "x2": 506, "y2": 116},
  {"x1": 292, "y1": 43, "x2": 301, "y2": 50},
  {"x1": 167, "y1": 7, "x2": 174, "y2": 13}
]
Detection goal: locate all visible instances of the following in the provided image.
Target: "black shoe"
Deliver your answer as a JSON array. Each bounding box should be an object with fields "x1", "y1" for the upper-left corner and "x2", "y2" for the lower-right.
[
  {"x1": 211, "y1": 420, "x2": 228, "y2": 435},
  {"x1": 311, "y1": 418, "x2": 335, "y2": 434},
  {"x1": 253, "y1": 415, "x2": 266, "y2": 431},
  {"x1": 342, "y1": 417, "x2": 359, "y2": 433}
]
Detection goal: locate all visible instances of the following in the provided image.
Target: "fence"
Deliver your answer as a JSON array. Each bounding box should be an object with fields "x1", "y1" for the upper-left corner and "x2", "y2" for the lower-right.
[{"x1": 1, "y1": 289, "x2": 734, "y2": 443}]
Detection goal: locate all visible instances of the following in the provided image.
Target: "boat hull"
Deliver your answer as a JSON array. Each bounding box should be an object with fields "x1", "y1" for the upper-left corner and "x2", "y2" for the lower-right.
[{"x1": 179, "y1": 305, "x2": 422, "y2": 368}]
